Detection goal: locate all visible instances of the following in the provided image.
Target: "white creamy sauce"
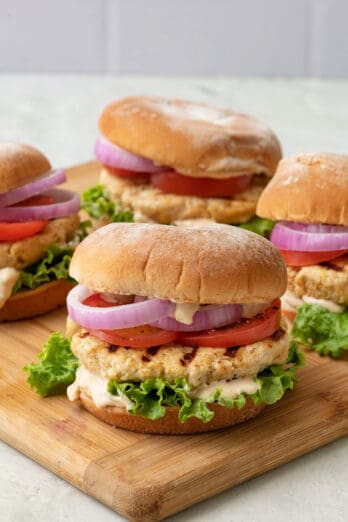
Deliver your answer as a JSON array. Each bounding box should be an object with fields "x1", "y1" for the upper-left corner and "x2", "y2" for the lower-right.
[
  {"x1": 281, "y1": 290, "x2": 304, "y2": 311},
  {"x1": 206, "y1": 157, "x2": 260, "y2": 173},
  {"x1": 282, "y1": 290, "x2": 344, "y2": 314},
  {"x1": 0, "y1": 268, "x2": 19, "y2": 309},
  {"x1": 303, "y1": 295, "x2": 344, "y2": 313},
  {"x1": 67, "y1": 366, "x2": 133, "y2": 410},
  {"x1": 67, "y1": 367, "x2": 259, "y2": 406},
  {"x1": 173, "y1": 302, "x2": 201, "y2": 325},
  {"x1": 242, "y1": 302, "x2": 270, "y2": 318},
  {"x1": 173, "y1": 301, "x2": 270, "y2": 325},
  {"x1": 190, "y1": 377, "x2": 260, "y2": 400}
]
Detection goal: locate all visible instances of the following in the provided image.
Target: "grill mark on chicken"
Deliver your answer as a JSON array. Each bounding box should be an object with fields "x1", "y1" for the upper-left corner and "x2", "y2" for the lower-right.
[
  {"x1": 70, "y1": 322, "x2": 290, "y2": 388},
  {"x1": 224, "y1": 346, "x2": 240, "y2": 357},
  {"x1": 271, "y1": 327, "x2": 286, "y2": 341},
  {"x1": 320, "y1": 261, "x2": 344, "y2": 272},
  {"x1": 147, "y1": 346, "x2": 160, "y2": 356},
  {"x1": 180, "y1": 347, "x2": 198, "y2": 366}
]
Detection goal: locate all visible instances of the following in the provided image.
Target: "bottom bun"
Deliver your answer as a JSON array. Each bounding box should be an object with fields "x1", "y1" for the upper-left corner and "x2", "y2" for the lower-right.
[
  {"x1": 0, "y1": 279, "x2": 74, "y2": 322},
  {"x1": 79, "y1": 389, "x2": 266, "y2": 435}
]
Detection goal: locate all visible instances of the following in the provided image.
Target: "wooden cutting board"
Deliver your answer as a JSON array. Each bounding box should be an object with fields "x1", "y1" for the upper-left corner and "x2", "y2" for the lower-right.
[{"x1": 0, "y1": 161, "x2": 347, "y2": 522}]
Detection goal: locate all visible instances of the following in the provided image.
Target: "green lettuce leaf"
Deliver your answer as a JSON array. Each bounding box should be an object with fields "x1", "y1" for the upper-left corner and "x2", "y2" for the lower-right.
[
  {"x1": 82, "y1": 184, "x2": 133, "y2": 222},
  {"x1": 240, "y1": 216, "x2": 275, "y2": 238},
  {"x1": 291, "y1": 303, "x2": 348, "y2": 357},
  {"x1": 75, "y1": 219, "x2": 92, "y2": 242},
  {"x1": 12, "y1": 221, "x2": 90, "y2": 294},
  {"x1": 26, "y1": 333, "x2": 304, "y2": 424},
  {"x1": 108, "y1": 342, "x2": 304, "y2": 423},
  {"x1": 108, "y1": 377, "x2": 196, "y2": 421},
  {"x1": 13, "y1": 244, "x2": 74, "y2": 294},
  {"x1": 252, "y1": 341, "x2": 305, "y2": 405},
  {"x1": 24, "y1": 333, "x2": 78, "y2": 397}
]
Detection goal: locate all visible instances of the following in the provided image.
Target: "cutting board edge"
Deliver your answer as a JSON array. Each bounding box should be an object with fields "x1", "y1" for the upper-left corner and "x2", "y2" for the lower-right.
[
  {"x1": 0, "y1": 427, "x2": 89, "y2": 490},
  {"x1": 1, "y1": 421, "x2": 347, "y2": 522},
  {"x1": 158, "y1": 430, "x2": 348, "y2": 521},
  {"x1": 82, "y1": 424, "x2": 348, "y2": 522}
]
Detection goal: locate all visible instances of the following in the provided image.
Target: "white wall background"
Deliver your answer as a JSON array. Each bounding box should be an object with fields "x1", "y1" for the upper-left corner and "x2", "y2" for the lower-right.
[{"x1": 0, "y1": 0, "x2": 347, "y2": 76}]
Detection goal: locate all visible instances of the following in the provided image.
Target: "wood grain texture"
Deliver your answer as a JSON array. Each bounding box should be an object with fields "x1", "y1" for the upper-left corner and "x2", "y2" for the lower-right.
[{"x1": 0, "y1": 162, "x2": 347, "y2": 522}]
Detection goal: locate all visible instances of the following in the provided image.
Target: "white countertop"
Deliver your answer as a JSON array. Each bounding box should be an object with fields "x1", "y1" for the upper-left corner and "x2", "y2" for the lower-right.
[{"x1": 0, "y1": 75, "x2": 347, "y2": 522}]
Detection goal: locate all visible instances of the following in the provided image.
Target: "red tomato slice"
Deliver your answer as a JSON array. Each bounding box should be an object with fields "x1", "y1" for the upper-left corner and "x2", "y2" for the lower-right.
[
  {"x1": 150, "y1": 171, "x2": 252, "y2": 198},
  {"x1": 84, "y1": 294, "x2": 179, "y2": 348},
  {"x1": 14, "y1": 195, "x2": 54, "y2": 207},
  {"x1": 0, "y1": 195, "x2": 54, "y2": 242},
  {"x1": 0, "y1": 221, "x2": 47, "y2": 241},
  {"x1": 178, "y1": 300, "x2": 281, "y2": 348},
  {"x1": 83, "y1": 296, "x2": 281, "y2": 350},
  {"x1": 104, "y1": 165, "x2": 150, "y2": 182},
  {"x1": 89, "y1": 325, "x2": 179, "y2": 349},
  {"x1": 280, "y1": 249, "x2": 348, "y2": 267},
  {"x1": 83, "y1": 293, "x2": 115, "y2": 308},
  {"x1": 83, "y1": 293, "x2": 135, "y2": 308}
]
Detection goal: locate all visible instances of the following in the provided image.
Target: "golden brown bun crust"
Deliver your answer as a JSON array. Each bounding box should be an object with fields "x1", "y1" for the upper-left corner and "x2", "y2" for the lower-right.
[
  {"x1": 0, "y1": 142, "x2": 51, "y2": 193},
  {"x1": 79, "y1": 389, "x2": 266, "y2": 434},
  {"x1": 70, "y1": 223, "x2": 287, "y2": 304},
  {"x1": 0, "y1": 280, "x2": 73, "y2": 321},
  {"x1": 257, "y1": 153, "x2": 348, "y2": 225},
  {"x1": 99, "y1": 96, "x2": 281, "y2": 179}
]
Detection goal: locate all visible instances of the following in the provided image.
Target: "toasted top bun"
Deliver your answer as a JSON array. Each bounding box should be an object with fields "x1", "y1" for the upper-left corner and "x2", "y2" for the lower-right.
[
  {"x1": 0, "y1": 142, "x2": 51, "y2": 194},
  {"x1": 70, "y1": 223, "x2": 287, "y2": 304},
  {"x1": 99, "y1": 96, "x2": 282, "y2": 179},
  {"x1": 257, "y1": 153, "x2": 348, "y2": 226}
]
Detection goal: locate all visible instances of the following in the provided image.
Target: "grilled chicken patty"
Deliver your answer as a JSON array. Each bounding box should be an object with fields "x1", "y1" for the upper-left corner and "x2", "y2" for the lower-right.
[
  {"x1": 0, "y1": 214, "x2": 80, "y2": 270},
  {"x1": 100, "y1": 169, "x2": 266, "y2": 224},
  {"x1": 287, "y1": 256, "x2": 348, "y2": 306},
  {"x1": 67, "y1": 319, "x2": 289, "y2": 388}
]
